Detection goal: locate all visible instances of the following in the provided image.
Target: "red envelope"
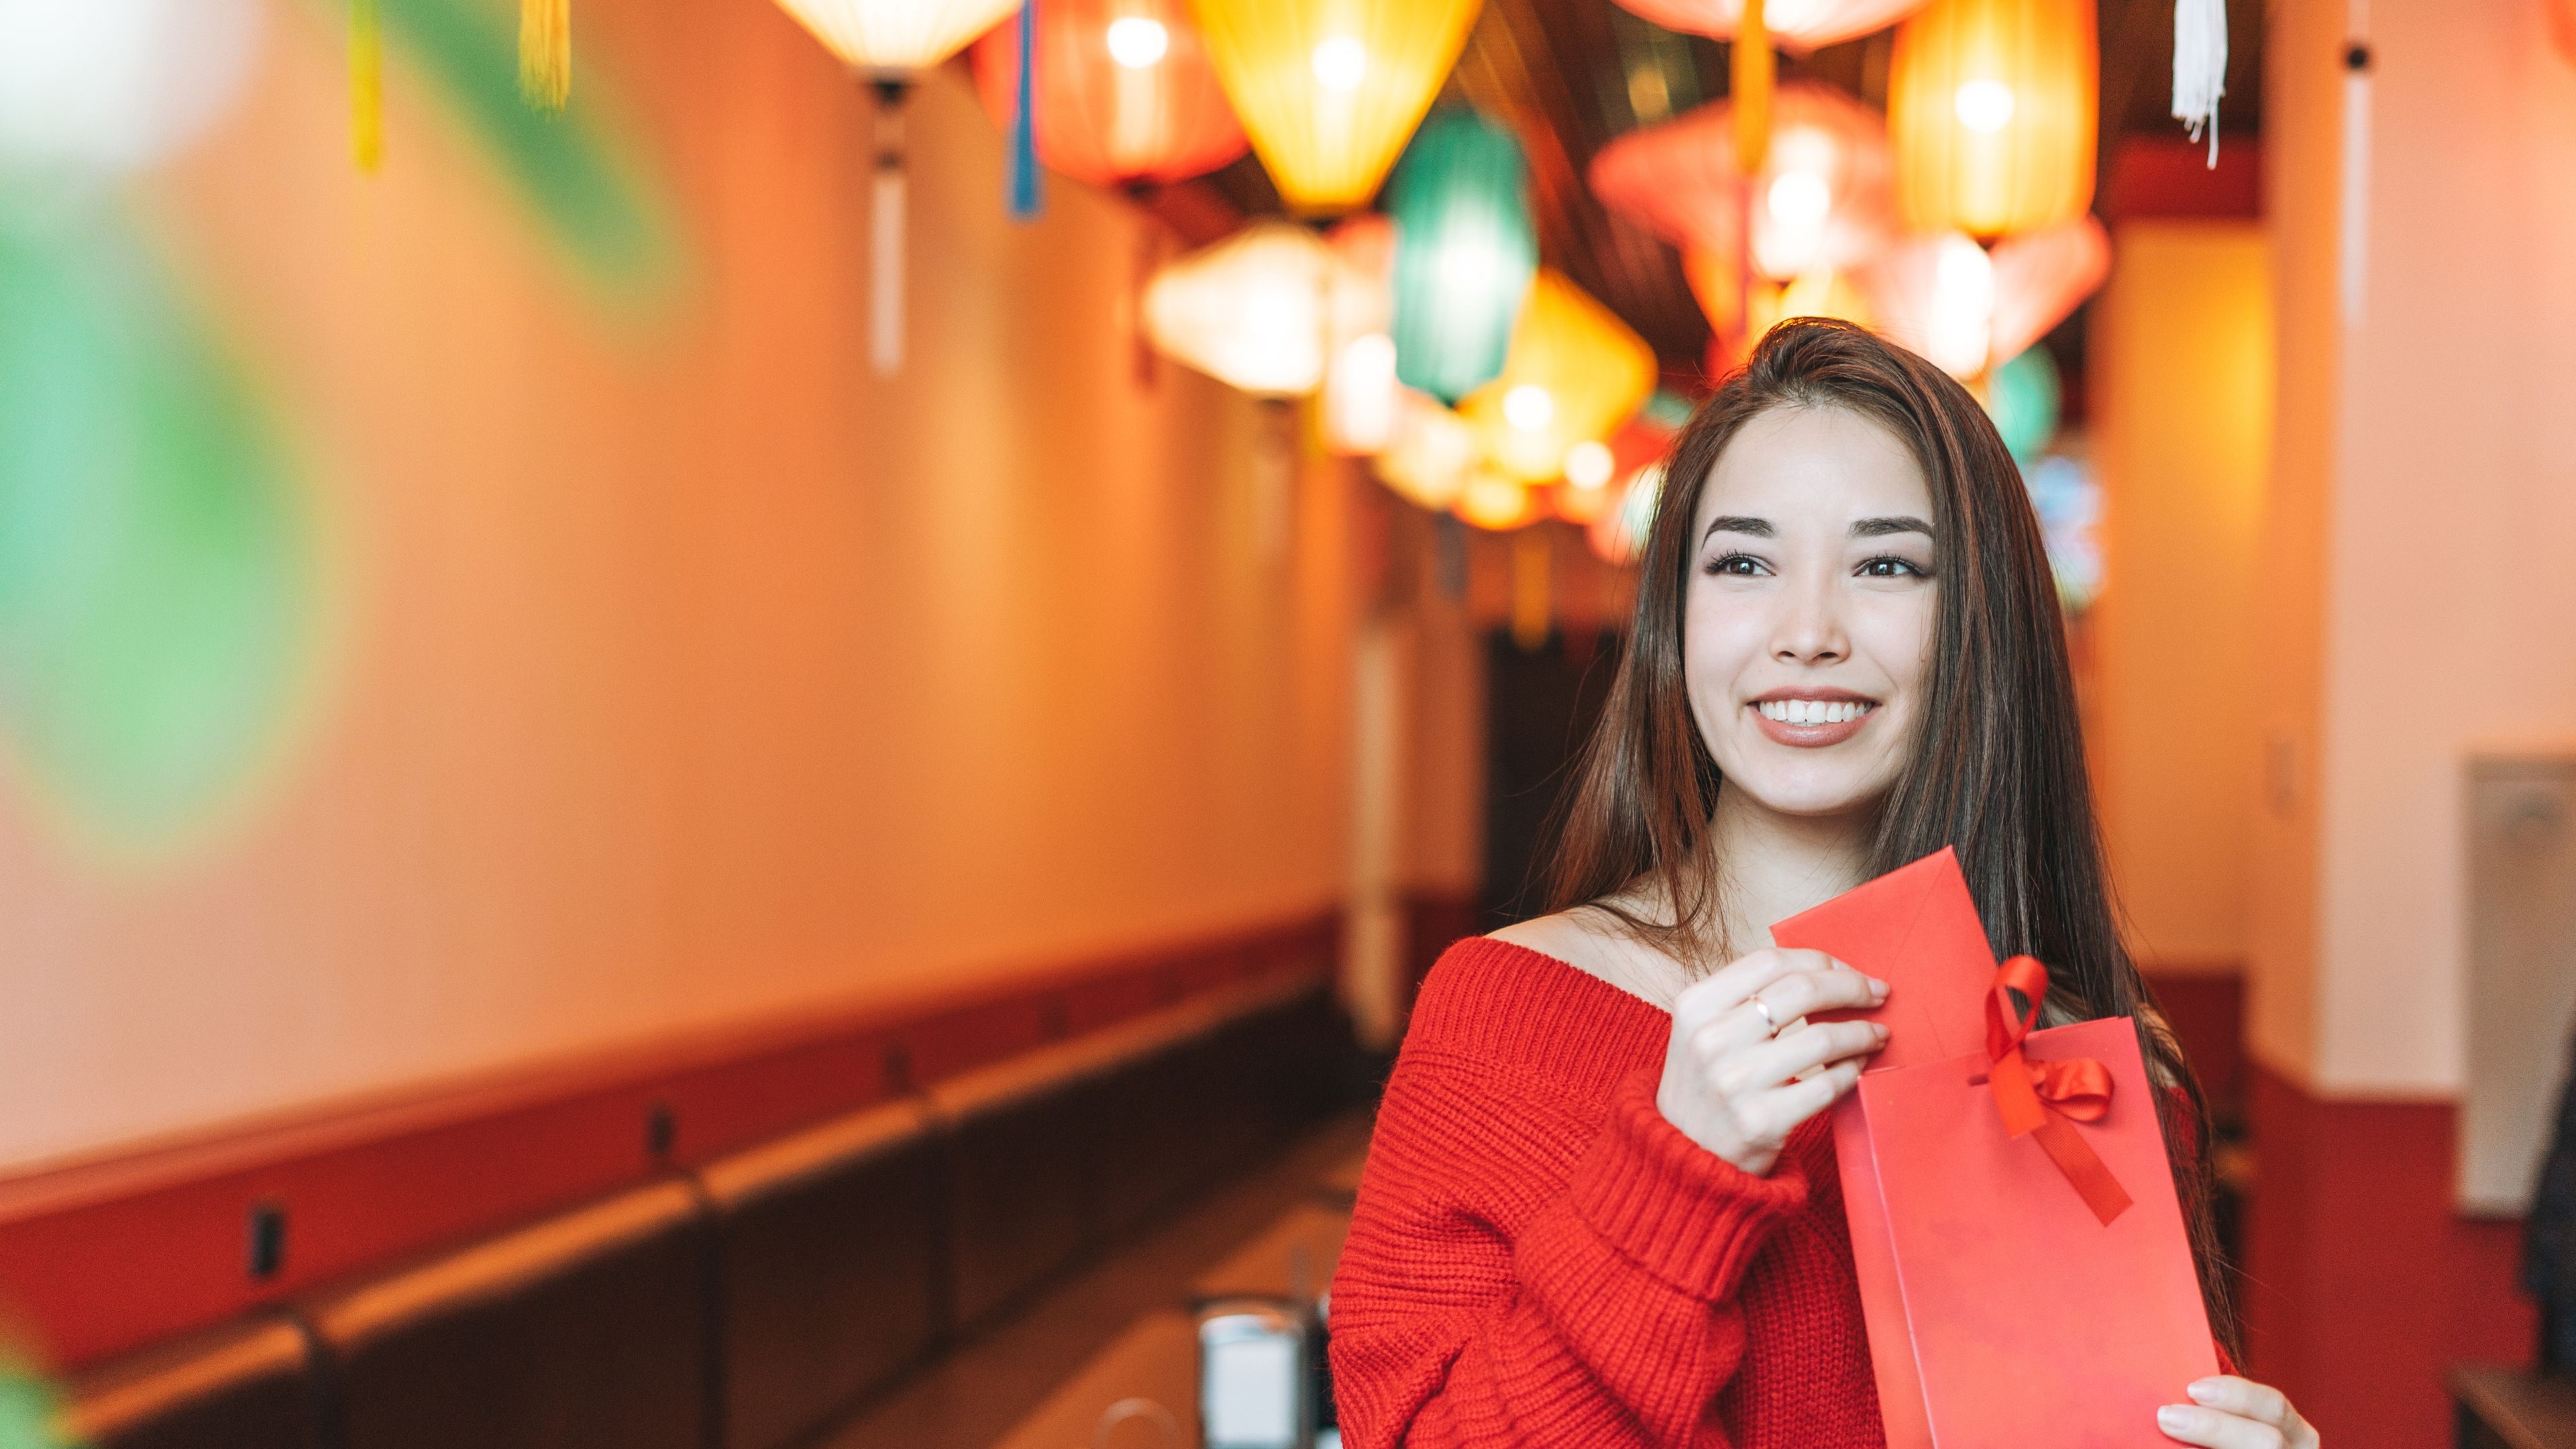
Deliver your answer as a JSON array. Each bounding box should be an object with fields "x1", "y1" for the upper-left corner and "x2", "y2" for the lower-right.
[
  {"x1": 1772, "y1": 851, "x2": 2216, "y2": 1447},
  {"x1": 1860, "y1": 1017, "x2": 2218, "y2": 1446},
  {"x1": 1771, "y1": 847, "x2": 2000, "y2": 1449}
]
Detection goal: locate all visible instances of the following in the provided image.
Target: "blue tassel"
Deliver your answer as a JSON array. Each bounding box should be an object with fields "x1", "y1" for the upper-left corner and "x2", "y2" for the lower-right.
[{"x1": 1008, "y1": 0, "x2": 1042, "y2": 220}]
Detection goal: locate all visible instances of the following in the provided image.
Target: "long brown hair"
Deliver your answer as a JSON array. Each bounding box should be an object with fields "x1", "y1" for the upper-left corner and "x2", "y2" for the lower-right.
[{"x1": 1542, "y1": 317, "x2": 2239, "y2": 1354}]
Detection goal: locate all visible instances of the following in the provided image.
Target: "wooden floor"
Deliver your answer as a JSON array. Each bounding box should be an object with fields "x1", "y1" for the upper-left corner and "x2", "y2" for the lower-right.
[{"x1": 821, "y1": 1108, "x2": 1376, "y2": 1449}]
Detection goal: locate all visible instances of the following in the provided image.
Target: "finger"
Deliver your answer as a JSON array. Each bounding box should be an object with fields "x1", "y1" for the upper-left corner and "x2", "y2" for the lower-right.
[
  {"x1": 1707, "y1": 949, "x2": 1847, "y2": 1008},
  {"x1": 1749, "y1": 1059, "x2": 1862, "y2": 1134},
  {"x1": 1750, "y1": 965, "x2": 1891, "y2": 1024},
  {"x1": 1674, "y1": 949, "x2": 1842, "y2": 1037},
  {"x1": 2187, "y1": 1379, "x2": 2298, "y2": 1432},
  {"x1": 2156, "y1": 1405, "x2": 2288, "y2": 1449},
  {"x1": 1713, "y1": 1020, "x2": 1888, "y2": 1095}
]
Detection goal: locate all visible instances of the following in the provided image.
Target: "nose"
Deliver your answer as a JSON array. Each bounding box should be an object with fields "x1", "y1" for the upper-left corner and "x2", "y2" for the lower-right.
[{"x1": 1770, "y1": 570, "x2": 1848, "y2": 665}]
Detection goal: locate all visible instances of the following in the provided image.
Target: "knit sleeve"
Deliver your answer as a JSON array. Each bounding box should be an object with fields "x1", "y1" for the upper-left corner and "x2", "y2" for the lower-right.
[{"x1": 1328, "y1": 1057, "x2": 1809, "y2": 1448}]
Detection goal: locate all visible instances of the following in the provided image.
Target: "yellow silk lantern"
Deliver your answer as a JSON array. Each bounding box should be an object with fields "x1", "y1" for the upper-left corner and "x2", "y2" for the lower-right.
[
  {"x1": 1456, "y1": 469, "x2": 1540, "y2": 531},
  {"x1": 1888, "y1": 0, "x2": 2096, "y2": 237},
  {"x1": 771, "y1": 0, "x2": 1024, "y2": 372},
  {"x1": 1458, "y1": 272, "x2": 1657, "y2": 484},
  {"x1": 1189, "y1": 0, "x2": 1485, "y2": 213},
  {"x1": 1142, "y1": 222, "x2": 1340, "y2": 396},
  {"x1": 1374, "y1": 390, "x2": 1479, "y2": 508}
]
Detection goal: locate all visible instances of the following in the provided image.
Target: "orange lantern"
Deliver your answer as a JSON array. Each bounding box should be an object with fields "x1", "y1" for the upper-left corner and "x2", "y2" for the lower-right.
[
  {"x1": 1374, "y1": 390, "x2": 1479, "y2": 508},
  {"x1": 1887, "y1": 0, "x2": 2097, "y2": 237},
  {"x1": 1189, "y1": 0, "x2": 1485, "y2": 213},
  {"x1": 1321, "y1": 216, "x2": 1400, "y2": 453},
  {"x1": 1593, "y1": 81, "x2": 1896, "y2": 285},
  {"x1": 1457, "y1": 271, "x2": 1658, "y2": 484},
  {"x1": 1612, "y1": 0, "x2": 1926, "y2": 48},
  {"x1": 1856, "y1": 215, "x2": 2106, "y2": 376},
  {"x1": 1455, "y1": 469, "x2": 1542, "y2": 531},
  {"x1": 969, "y1": 0, "x2": 1248, "y2": 189}
]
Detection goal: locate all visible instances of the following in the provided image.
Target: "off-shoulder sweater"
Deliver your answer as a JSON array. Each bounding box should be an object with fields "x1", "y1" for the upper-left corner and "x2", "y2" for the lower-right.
[{"x1": 1328, "y1": 936, "x2": 1884, "y2": 1448}]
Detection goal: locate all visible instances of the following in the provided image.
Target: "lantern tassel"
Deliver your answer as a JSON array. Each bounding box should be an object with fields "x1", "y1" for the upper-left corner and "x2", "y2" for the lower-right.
[
  {"x1": 2172, "y1": 0, "x2": 2226, "y2": 166},
  {"x1": 520, "y1": 0, "x2": 570, "y2": 113},
  {"x1": 350, "y1": 0, "x2": 382, "y2": 172},
  {"x1": 1008, "y1": 0, "x2": 1042, "y2": 220},
  {"x1": 1731, "y1": 0, "x2": 1772, "y2": 176},
  {"x1": 872, "y1": 80, "x2": 910, "y2": 376}
]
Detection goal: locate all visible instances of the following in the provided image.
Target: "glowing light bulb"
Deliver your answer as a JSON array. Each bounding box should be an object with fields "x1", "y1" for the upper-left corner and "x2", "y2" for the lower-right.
[
  {"x1": 1310, "y1": 35, "x2": 1367, "y2": 91},
  {"x1": 1927, "y1": 233, "x2": 1996, "y2": 376},
  {"x1": 1502, "y1": 384, "x2": 1554, "y2": 431},
  {"x1": 1953, "y1": 78, "x2": 2017, "y2": 133},
  {"x1": 1765, "y1": 170, "x2": 1833, "y2": 231},
  {"x1": 1564, "y1": 439, "x2": 1614, "y2": 490},
  {"x1": 1104, "y1": 15, "x2": 1169, "y2": 68}
]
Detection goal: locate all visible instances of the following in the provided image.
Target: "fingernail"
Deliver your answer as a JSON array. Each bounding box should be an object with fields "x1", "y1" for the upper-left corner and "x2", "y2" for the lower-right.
[
  {"x1": 1868, "y1": 978, "x2": 1890, "y2": 999},
  {"x1": 2157, "y1": 1406, "x2": 2187, "y2": 1430},
  {"x1": 2186, "y1": 1381, "x2": 2221, "y2": 1403},
  {"x1": 1873, "y1": 1023, "x2": 1892, "y2": 1040}
]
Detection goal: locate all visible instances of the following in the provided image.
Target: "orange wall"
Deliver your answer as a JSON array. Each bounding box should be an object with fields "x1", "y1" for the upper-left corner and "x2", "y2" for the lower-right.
[
  {"x1": 0, "y1": 5, "x2": 1358, "y2": 1173},
  {"x1": 2092, "y1": 221, "x2": 2274, "y2": 971},
  {"x1": 2265, "y1": 0, "x2": 2576, "y2": 1093}
]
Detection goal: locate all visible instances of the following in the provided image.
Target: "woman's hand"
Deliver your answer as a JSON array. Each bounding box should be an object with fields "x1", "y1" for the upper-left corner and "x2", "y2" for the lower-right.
[
  {"x1": 1657, "y1": 947, "x2": 1890, "y2": 1175},
  {"x1": 2159, "y1": 1378, "x2": 2319, "y2": 1449}
]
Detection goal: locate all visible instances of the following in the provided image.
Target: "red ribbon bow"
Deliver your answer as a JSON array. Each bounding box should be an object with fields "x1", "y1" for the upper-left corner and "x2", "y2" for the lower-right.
[{"x1": 1984, "y1": 956, "x2": 2133, "y2": 1226}]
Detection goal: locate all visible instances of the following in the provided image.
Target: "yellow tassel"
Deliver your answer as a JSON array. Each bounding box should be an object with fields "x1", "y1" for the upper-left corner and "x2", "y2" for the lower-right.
[
  {"x1": 520, "y1": 0, "x2": 570, "y2": 113},
  {"x1": 1733, "y1": 0, "x2": 1773, "y2": 175},
  {"x1": 350, "y1": 0, "x2": 382, "y2": 171}
]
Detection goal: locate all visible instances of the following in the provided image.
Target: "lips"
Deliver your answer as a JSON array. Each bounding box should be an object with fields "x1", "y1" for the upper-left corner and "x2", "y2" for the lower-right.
[{"x1": 1748, "y1": 694, "x2": 1880, "y2": 748}]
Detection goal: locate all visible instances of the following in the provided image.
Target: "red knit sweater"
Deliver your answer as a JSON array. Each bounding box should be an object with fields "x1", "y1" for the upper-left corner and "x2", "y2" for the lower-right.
[{"x1": 1329, "y1": 936, "x2": 1884, "y2": 1448}]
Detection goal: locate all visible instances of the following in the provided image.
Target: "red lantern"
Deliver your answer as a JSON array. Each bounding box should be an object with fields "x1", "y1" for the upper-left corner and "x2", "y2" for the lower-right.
[
  {"x1": 1855, "y1": 215, "x2": 2108, "y2": 376},
  {"x1": 971, "y1": 0, "x2": 1248, "y2": 189},
  {"x1": 1591, "y1": 82, "x2": 1897, "y2": 285}
]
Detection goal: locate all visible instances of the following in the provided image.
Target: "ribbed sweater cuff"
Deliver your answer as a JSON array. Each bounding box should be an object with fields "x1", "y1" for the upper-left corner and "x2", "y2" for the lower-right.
[{"x1": 1568, "y1": 1068, "x2": 1811, "y2": 1300}]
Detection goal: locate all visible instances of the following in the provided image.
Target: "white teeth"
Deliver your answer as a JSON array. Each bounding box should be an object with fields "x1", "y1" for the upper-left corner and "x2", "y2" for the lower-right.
[{"x1": 1758, "y1": 699, "x2": 1876, "y2": 725}]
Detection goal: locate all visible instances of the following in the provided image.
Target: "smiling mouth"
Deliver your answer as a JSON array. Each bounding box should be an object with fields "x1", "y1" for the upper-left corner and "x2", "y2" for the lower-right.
[{"x1": 1755, "y1": 698, "x2": 1877, "y2": 726}]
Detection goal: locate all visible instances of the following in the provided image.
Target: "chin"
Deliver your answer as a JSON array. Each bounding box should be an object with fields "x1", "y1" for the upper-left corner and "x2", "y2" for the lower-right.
[{"x1": 1724, "y1": 757, "x2": 1896, "y2": 819}]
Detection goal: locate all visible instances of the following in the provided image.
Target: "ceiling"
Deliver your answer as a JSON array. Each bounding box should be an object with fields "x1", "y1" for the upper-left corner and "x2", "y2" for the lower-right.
[{"x1": 1176, "y1": 0, "x2": 2269, "y2": 380}]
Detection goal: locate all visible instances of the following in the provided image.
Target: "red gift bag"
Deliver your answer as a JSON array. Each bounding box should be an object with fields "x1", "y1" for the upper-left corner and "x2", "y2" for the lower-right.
[{"x1": 1773, "y1": 850, "x2": 2216, "y2": 1447}]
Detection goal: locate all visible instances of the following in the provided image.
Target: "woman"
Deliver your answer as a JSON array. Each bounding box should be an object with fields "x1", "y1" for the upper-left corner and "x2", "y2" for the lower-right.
[{"x1": 1329, "y1": 321, "x2": 2316, "y2": 1449}]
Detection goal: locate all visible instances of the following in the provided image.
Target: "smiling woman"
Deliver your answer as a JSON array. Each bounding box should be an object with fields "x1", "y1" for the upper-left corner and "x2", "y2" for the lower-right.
[{"x1": 1328, "y1": 321, "x2": 2321, "y2": 1449}]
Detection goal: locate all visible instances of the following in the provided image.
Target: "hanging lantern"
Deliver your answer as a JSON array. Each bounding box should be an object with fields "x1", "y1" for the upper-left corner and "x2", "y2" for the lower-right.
[
  {"x1": 1142, "y1": 222, "x2": 1338, "y2": 396},
  {"x1": 1611, "y1": 0, "x2": 1928, "y2": 49},
  {"x1": 1321, "y1": 216, "x2": 1400, "y2": 453},
  {"x1": 1985, "y1": 344, "x2": 2061, "y2": 462},
  {"x1": 770, "y1": 0, "x2": 1024, "y2": 372},
  {"x1": 1856, "y1": 215, "x2": 2107, "y2": 376},
  {"x1": 1189, "y1": 0, "x2": 1485, "y2": 213},
  {"x1": 1387, "y1": 109, "x2": 1540, "y2": 403},
  {"x1": 1887, "y1": 0, "x2": 2097, "y2": 237},
  {"x1": 1456, "y1": 469, "x2": 1541, "y2": 531},
  {"x1": 1374, "y1": 390, "x2": 1480, "y2": 508},
  {"x1": 1593, "y1": 83, "x2": 1896, "y2": 287},
  {"x1": 969, "y1": 0, "x2": 1248, "y2": 189},
  {"x1": 1457, "y1": 271, "x2": 1657, "y2": 484}
]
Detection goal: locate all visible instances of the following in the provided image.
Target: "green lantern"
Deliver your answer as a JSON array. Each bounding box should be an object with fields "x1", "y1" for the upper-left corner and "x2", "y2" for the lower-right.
[
  {"x1": 1986, "y1": 345, "x2": 2063, "y2": 466},
  {"x1": 1388, "y1": 109, "x2": 1539, "y2": 403}
]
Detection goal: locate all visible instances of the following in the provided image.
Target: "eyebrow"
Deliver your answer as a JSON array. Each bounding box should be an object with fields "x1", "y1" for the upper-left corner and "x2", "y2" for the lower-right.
[{"x1": 1699, "y1": 515, "x2": 1935, "y2": 542}]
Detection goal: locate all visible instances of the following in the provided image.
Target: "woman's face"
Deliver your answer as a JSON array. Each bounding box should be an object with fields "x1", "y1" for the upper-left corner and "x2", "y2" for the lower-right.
[{"x1": 1683, "y1": 404, "x2": 1937, "y2": 822}]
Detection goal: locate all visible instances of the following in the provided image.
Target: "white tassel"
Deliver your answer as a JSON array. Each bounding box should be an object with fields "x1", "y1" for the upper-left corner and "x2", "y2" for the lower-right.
[{"x1": 2171, "y1": 0, "x2": 2228, "y2": 166}]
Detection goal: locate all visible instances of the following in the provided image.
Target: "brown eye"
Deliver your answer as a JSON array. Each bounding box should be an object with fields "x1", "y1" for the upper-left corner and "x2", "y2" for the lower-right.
[
  {"x1": 1858, "y1": 555, "x2": 1929, "y2": 579},
  {"x1": 1705, "y1": 553, "x2": 1767, "y2": 577}
]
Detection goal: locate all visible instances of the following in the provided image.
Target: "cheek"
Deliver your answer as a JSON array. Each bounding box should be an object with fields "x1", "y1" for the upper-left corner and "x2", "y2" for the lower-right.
[
  {"x1": 1851, "y1": 594, "x2": 1937, "y2": 697},
  {"x1": 1681, "y1": 588, "x2": 1766, "y2": 697}
]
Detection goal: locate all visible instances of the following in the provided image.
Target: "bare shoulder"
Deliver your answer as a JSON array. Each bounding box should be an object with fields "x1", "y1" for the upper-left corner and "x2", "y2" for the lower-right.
[{"x1": 1488, "y1": 908, "x2": 1686, "y2": 1012}]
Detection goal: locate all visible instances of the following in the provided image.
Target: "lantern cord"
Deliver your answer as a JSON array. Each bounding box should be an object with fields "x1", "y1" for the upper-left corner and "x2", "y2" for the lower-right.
[
  {"x1": 2172, "y1": 0, "x2": 2227, "y2": 166},
  {"x1": 1731, "y1": 0, "x2": 1772, "y2": 176},
  {"x1": 872, "y1": 78, "x2": 910, "y2": 376},
  {"x1": 521, "y1": 0, "x2": 571, "y2": 113},
  {"x1": 1008, "y1": 0, "x2": 1043, "y2": 220},
  {"x1": 350, "y1": 0, "x2": 382, "y2": 172}
]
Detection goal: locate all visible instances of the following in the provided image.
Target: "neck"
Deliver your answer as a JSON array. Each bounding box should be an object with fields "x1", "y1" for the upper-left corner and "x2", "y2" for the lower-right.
[{"x1": 1708, "y1": 782, "x2": 1878, "y2": 951}]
